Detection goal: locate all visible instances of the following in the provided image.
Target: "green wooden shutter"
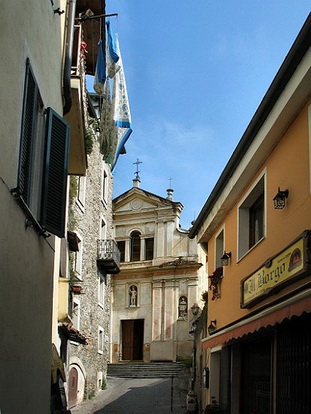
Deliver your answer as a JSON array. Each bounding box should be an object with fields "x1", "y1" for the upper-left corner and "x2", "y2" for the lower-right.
[
  {"x1": 18, "y1": 59, "x2": 37, "y2": 204},
  {"x1": 41, "y1": 107, "x2": 70, "y2": 238}
]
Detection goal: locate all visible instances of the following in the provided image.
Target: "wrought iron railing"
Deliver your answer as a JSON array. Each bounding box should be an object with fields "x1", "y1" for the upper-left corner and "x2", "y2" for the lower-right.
[{"x1": 97, "y1": 239, "x2": 121, "y2": 272}]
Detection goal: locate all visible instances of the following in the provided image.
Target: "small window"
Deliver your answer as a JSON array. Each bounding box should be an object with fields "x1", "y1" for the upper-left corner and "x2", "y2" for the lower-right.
[
  {"x1": 117, "y1": 241, "x2": 125, "y2": 262},
  {"x1": 73, "y1": 235, "x2": 83, "y2": 278},
  {"x1": 100, "y1": 218, "x2": 106, "y2": 240},
  {"x1": 72, "y1": 298, "x2": 80, "y2": 331},
  {"x1": 249, "y1": 194, "x2": 264, "y2": 248},
  {"x1": 98, "y1": 327, "x2": 104, "y2": 353},
  {"x1": 145, "y1": 238, "x2": 154, "y2": 260},
  {"x1": 102, "y1": 167, "x2": 108, "y2": 203},
  {"x1": 130, "y1": 231, "x2": 141, "y2": 262},
  {"x1": 98, "y1": 274, "x2": 106, "y2": 306},
  {"x1": 215, "y1": 230, "x2": 224, "y2": 269},
  {"x1": 238, "y1": 175, "x2": 265, "y2": 258},
  {"x1": 77, "y1": 176, "x2": 86, "y2": 208}
]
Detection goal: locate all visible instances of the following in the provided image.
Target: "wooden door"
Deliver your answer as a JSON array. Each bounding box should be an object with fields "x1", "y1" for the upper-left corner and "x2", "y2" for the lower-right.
[
  {"x1": 122, "y1": 320, "x2": 134, "y2": 360},
  {"x1": 68, "y1": 367, "x2": 78, "y2": 408},
  {"x1": 122, "y1": 319, "x2": 144, "y2": 361}
]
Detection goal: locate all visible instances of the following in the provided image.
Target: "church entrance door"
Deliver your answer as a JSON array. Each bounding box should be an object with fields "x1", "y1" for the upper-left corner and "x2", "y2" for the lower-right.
[{"x1": 121, "y1": 319, "x2": 144, "y2": 361}]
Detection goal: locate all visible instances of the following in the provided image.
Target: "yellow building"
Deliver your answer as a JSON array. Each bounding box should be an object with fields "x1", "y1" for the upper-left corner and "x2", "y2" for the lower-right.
[{"x1": 189, "y1": 15, "x2": 311, "y2": 414}]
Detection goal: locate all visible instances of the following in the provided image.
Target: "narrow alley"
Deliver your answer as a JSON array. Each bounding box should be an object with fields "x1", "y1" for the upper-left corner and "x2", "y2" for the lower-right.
[{"x1": 71, "y1": 377, "x2": 187, "y2": 414}]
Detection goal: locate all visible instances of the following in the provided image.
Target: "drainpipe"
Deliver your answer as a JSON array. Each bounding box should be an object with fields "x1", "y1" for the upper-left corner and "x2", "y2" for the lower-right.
[{"x1": 63, "y1": 0, "x2": 76, "y2": 115}]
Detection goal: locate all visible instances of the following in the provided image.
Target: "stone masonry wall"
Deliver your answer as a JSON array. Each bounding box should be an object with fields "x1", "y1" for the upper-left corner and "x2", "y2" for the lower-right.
[{"x1": 69, "y1": 134, "x2": 114, "y2": 398}]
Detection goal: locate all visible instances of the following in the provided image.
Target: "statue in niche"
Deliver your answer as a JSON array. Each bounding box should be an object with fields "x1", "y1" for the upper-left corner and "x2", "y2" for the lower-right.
[
  {"x1": 129, "y1": 285, "x2": 138, "y2": 307},
  {"x1": 178, "y1": 295, "x2": 188, "y2": 321}
]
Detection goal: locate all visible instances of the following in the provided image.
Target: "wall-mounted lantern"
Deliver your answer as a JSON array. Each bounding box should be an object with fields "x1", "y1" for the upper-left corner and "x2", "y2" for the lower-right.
[
  {"x1": 208, "y1": 320, "x2": 217, "y2": 335},
  {"x1": 273, "y1": 187, "x2": 289, "y2": 209},
  {"x1": 220, "y1": 251, "x2": 231, "y2": 266}
]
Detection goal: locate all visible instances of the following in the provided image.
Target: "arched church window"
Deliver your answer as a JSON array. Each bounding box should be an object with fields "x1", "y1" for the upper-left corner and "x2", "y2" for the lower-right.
[
  {"x1": 130, "y1": 231, "x2": 141, "y2": 261},
  {"x1": 178, "y1": 296, "x2": 188, "y2": 321},
  {"x1": 129, "y1": 285, "x2": 138, "y2": 307}
]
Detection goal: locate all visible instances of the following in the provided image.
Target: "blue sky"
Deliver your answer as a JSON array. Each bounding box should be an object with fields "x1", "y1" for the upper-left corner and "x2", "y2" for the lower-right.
[{"x1": 103, "y1": 1, "x2": 310, "y2": 229}]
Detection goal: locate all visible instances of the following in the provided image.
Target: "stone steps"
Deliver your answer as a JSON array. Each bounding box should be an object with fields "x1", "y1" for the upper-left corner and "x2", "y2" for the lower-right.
[{"x1": 107, "y1": 362, "x2": 186, "y2": 378}]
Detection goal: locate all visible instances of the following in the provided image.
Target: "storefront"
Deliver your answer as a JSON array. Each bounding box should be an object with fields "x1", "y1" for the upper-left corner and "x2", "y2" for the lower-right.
[{"x1": 204, "y1": 232, "x2": 311, "y2": 414}]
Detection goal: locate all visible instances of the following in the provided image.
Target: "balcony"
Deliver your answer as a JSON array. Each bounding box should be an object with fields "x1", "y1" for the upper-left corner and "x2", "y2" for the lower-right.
[
  {"x1": 64, "y1": 24, "x2": 87, "y2": 176},
  {"x1": 97, "y1": 239, "x2": 121, "y2": 274}
]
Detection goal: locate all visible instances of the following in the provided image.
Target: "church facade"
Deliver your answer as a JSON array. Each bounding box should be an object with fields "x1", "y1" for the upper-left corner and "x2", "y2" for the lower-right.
[{"x1": 110, "y1": 177, "x2": 206, "y2": 362}]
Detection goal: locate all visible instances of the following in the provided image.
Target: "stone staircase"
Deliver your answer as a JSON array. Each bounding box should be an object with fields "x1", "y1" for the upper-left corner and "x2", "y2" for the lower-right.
[{"x1": 107, "y1": 362, "x2": 186, "y2": 379}]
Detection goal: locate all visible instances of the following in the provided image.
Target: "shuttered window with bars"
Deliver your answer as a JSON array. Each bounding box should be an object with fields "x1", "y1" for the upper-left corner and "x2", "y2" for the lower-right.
[{"x1": 15, "y1": 59, "x2": 70, "y2": 238}]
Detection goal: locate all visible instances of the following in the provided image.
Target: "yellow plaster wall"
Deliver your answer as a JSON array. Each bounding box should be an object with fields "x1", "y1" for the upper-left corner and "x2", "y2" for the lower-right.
[{"x1": 207, "y1": 102, "x2": 311, "y2": 328}]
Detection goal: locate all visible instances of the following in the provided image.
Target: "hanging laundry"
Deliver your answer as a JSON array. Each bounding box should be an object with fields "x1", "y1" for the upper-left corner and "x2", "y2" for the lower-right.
[
  {"x1": 110, "y1": 35, "x2": 132, "y2": 170},
  {"x1": 106, "y1": 21, "x2": 120, "y2": 78},
  {"x1": 93, "y1": 40, "x2": 105, "y2": 94},
  {"x1": 99, "y1": 79, "x2": 115, "y2": 158},
  {"x1": 99, "y1": 32, "x2": 132, "y2": 170}
]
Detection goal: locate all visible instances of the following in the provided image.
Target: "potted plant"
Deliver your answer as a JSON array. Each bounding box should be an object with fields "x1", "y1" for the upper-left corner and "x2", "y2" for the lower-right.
[
  {"x1": 208, "y1": 267, "x2": 223, "y2": 300},
  {"x1": 204, "y1": 397, "x2": 224, "y2": 413},
  {"x1": 71, "y1": 284, "x2": 83, "y2": 294}
]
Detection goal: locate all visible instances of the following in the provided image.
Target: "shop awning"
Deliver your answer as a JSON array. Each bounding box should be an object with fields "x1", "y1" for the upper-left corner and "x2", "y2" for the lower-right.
[{"x1": 203, "y1": 289, "x2": 311, "y2": 349}]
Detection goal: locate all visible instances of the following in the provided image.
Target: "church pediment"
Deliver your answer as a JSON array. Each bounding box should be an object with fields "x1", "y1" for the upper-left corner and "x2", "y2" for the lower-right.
[{"x1": 113, "y1": 188, "x2": 175, "y2": 214}]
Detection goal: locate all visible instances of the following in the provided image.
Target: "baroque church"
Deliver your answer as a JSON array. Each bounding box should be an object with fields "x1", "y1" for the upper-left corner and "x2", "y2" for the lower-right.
[{"x1": 110, "y1": 174, "x2": 207, "y2": 362}]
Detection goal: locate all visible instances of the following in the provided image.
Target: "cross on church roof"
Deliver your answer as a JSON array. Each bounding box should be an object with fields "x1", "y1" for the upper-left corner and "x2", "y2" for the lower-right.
[{"x1": 133, "y1": 158, "x2": 142, "y2": 180}]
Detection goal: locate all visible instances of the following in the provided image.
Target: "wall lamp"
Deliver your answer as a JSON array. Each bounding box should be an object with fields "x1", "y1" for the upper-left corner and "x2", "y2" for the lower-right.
[
  {"x1": 273, "y1": 187, "x2": 289, "y2": 209},
  {"x1": 208, "y1": 320, "x2": 217, "y2": 335},
  {"x1": 220, "y1": 251, "x2": 231, "y2": 266}
]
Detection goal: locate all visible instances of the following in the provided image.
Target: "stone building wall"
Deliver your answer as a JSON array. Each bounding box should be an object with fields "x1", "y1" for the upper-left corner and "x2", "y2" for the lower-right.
[{"x1": 69, "y1": 134, "x2": 114, "y2": 400}]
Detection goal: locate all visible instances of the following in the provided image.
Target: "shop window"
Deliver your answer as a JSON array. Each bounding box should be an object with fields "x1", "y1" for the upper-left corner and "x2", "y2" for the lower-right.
[
  {"x1": 130, "y1": 231, "x2": 141, "y2": 261},
  {"x1": 238, "y1": 175, "x2": 265, "y2": 258},
  {"x1": 145, "y1": 238, "x2": 154, "y2": 260}
]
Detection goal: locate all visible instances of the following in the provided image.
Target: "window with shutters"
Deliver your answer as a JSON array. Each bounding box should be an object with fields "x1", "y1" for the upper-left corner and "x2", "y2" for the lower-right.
[{"x1": 14, "y1": 59, "x2": 70, "y2": 238}]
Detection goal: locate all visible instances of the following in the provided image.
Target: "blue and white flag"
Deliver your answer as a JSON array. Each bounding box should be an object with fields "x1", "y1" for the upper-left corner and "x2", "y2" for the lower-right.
[
  {"x1": 106, "y1": 21, "x2": 120, "y2": 79},
  {"x1": 93, "y1": 40, "x2": 105, "y2": 94},
  {"x1": 111, "y1": 35, "x2": 132, "y2": 170},
  {"x1": 100, "y1": 32, "x2": 132, "y2": 170}
]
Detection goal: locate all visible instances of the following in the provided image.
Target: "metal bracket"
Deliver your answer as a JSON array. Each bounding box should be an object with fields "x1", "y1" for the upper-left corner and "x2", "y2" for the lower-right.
[{"x1": 54, "y1": 8, "x2": 65, "y2": 15}]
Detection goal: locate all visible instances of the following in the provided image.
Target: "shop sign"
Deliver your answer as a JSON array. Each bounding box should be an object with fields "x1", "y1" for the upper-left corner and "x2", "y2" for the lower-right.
[{"x1": 241, "y1": 231, "x2": 311, "y2": 308}]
